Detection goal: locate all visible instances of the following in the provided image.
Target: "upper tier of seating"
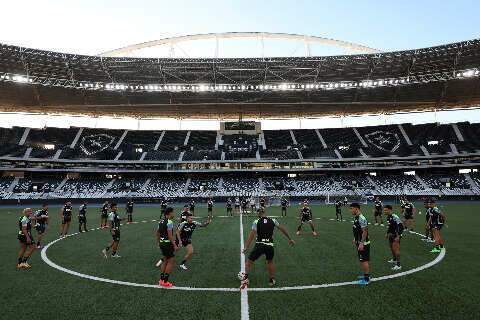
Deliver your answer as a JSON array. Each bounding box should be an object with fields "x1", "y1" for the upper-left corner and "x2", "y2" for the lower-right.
[{"x1": 0, "y1": 121, "x2": 478, "y2": 161}]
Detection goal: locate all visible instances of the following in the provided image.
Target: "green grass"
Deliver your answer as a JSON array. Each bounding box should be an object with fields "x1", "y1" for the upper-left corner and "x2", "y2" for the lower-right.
[{"x1": 1, "y1": 202, "x2": 479, "y2": 320}]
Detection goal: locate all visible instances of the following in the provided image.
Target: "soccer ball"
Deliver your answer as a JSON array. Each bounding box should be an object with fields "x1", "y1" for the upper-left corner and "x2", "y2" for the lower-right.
[{"x1": 237, "y1": 271, "x2": 246, "y2": 280}]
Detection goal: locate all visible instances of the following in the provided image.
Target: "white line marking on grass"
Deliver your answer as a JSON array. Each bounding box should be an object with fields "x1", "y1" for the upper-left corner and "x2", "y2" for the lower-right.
[
  {"x1": 239, "y1": 213, "x2": 250, "y2": 320},
  {"x1": 40, "y1": 219, "x2": 446, "y2": 294}
]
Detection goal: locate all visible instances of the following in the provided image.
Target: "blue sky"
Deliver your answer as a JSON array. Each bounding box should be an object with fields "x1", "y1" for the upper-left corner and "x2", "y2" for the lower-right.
[{"x1": 0, "y1": 0, "x2": 478, "y2": 56}]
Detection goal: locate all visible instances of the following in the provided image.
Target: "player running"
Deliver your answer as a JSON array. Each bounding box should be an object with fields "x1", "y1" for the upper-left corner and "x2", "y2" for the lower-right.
[
  {"x1": 384, "y1": 205, "x2": 404, "y2": 271},
  {"x1": 426, "y1": 199, "x2": 446, "y2": 253},
  {"x1": 241, "y1": 208, "x2": 295, "y2": 288},
  {"x1": 207, "y1": 198, "x2": 214, "y2": 219},
  {"x1": 296, "y1": 203, "x2": 318, "y2": 236},
  {"x1": 126, "y1": 198, "x2": 134, "y2": 224},
  {"x1": 402, "y1": 199, "x2": 415, "y2": 231},
  {"x1": 350, "y1": 203, "x2": 370, "y2": 285},
  {"x1": 101, "y1": 202, "x2": 123, "y2": 258},
  {"x1": 373, "y1": 197, "x2": 384, "y2": 226},
  {"x1": 280, "y1": 197, "x2": 289, "y2": 217},
  {"x1": 100, "y1": 201, "x2": 109, "y2": 228},
  {"x1": 335, "y1": 199, "x2": 343, "y2": 221},
  {"x1": 78, "y1": 202, "x2": 88, "y2": 233},
  {"x1": 156, "y1": 207, "x2": 179, "y2": 288},
  {"x1": 59, "y1": 201, "x2": 73, "y2": 237},
  {"x1": 17, "y1": 208, "x2": 36, "y2": 269},
  {"x1": 34, "y1": 203, "x2": 49, "y2": 249},
  {"x1": 226, "y1": 198, "x2": 233, "y2": 216},
  {"x1": 176, "y1": 214, "x2": 211, "y2": 270}
]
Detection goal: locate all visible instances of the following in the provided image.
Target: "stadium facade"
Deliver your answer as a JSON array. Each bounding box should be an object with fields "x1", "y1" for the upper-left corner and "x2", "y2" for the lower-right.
[{"x1": 1, "y1": 38, "x2": 480, "y2": 203}]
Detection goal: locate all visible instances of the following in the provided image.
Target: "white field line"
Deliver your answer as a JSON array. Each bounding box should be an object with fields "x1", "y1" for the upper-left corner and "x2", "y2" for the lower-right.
[{"x1": 239, "y1": 213, "x2": 250, "y2": 320}]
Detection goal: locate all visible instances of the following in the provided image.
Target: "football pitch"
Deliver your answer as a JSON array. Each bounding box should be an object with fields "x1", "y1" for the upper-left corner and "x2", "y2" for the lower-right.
[{"x1": 1, "y1": 202, "x2": 479, "y2": 320}]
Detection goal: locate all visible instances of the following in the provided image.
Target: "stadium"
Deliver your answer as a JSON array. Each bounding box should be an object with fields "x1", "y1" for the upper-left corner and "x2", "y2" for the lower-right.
[{"x1": 2, "y1": 2, "x2": 480, "y2": 320}]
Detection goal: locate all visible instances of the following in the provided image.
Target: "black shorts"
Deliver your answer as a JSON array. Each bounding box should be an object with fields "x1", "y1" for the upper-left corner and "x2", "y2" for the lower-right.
[
  {"x1": 18, "y1": 233, "x2": 34, "y2": 244},
  {"x1": 374, "y1": 210, "x2": 382, "y2": 217},
  {"x1": 62, "y1": 216, "x2": 71, "y2": 224},
  {"x1": 127, "y1": 210, "x2": 133, "y2": 215},
  {"x1": 248, "y1": 243, "x2": 274, "y2": 262},
  {"x1": 111, "y1": 230, "x2": 120, "y2": 242},
  {"x1": 101, "y1": 213, "x2": 108, "y2": 219},
  {"x1": 404, "y1": 214, "x2": 413, "y2": 220},
  {"x1": 160, "y1": 242, "x2": 175, "y2": 258},
  {"x1": 301, "y1": 214, "x2": 312, "y2": 222},
  {"x1": 79, "y1": 216, "x2": 87, "y2": 223},
  {"x1": 208, "y1": 208, "x2": 213, "y2": 212},
  {"x1": 356, "y1": 243, "x2": 370, "y2": 262},
  {"x1": 433, "y1": 224, "x2": 443, "y2": 231},
  {"x1": 176, "y1": 238, "x2": 192, "y2": 247},
  {"x1": 388, "y1": 234, "x2": 401, "y2": 244},
  {"x1": 35, "y1": 224, "x2": 46, "y2": 234},
  {"x1": 190, "y1": 207, "x2": 195, "y2": 212},
  {"x1": 235, "y1": 205, "x2": 240, "y2": 208},
  {"x1": 336, "y1": 209, "x2": 341, "y2": 214},
  {"x1": 227, "y1": 207, "x2": 232, "y2": 212}
]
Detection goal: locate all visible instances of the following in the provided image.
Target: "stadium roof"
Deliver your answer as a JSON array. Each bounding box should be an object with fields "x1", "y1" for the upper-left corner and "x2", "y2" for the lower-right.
[{"x1": 0, "y1": 39, "x2": 480, "y2": 118}]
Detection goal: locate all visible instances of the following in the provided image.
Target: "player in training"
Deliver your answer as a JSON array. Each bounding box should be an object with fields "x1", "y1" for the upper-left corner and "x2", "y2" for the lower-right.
[
  {"x1": 100, "y1": 201, "x2": 109, "y2": 228},
  {"x1": 335, "y1": 198, "x2": 343, "y2": 221},
  {"x1": 249, "y1": 197, "x2": 256, "y2": 214},
  {"x1": 17, "y1": 208, "x2": 36, "y2": 269},
  {"x1": 373, "y1": 197, "x2": 384, "y2": 226},
  {"x1": 296, "y1": 203, "x2": 318, "y2": 236},
  {"x1": 102, "y1": 202, "x2": 123, "y2": 258},
  {"x1": 226, "y1": 198, "x2": 233, "y2": 216},
  {"x1": 180, "y1": 205, "x2": 190, "y2": 222},
  {"x1": 384, "y1": 205, "x2": 403, "y2": 271},
  {"x1": 78, "y1": 202, "x2": 88, "y2": 233},
  {"x1": 234, "y1": 197, "x2": 241, "y2": 214},
  {"x1": 402, "y1": 199, "x2": 415, "y2": 231},
  {"x1": 189, "y1": 199, "x2": 196, "y2": 216},
  {"x1": 259, "y1": 197, "x2": 266, "y2": 209},
  {"x1": 350, "y1": 203, "x2": 370, "y2": 285},
  {"x1": 241, "y1": 197, "x2": 248, "y2": 214},
  {"x1": 160, "y1": 198, "x2": 168, "y2": 215},
  {"x1": 241, "y1": 208, "x2": 295, "y2": 288},
  {"x1": 207, "y1": 198, "x2": 214, "y2": 219},
  {"x1": 126, "y1": 198, "x2": 134, "y2": 224},
  {"x1": 34, "y1": 203, "x2": 49, "y2": 249},
  {"x1": 59, "y1": 201, "x2": 73, "y2": 237},
  {"x1": 281, "y1": 197, "x2": 289, "y2": 217},
  {"x1": 422, "y1": 200, "x2": 434, "y2": 243},
  {"x1": 156, "y1": 207, "x2": 179, "y2": 288},
  {"x1": 426, "y1": 199, "x2": 446, "y2": 253},
  {"x1": 176, "y1": 213, "x2": 211, "y2": 270}
]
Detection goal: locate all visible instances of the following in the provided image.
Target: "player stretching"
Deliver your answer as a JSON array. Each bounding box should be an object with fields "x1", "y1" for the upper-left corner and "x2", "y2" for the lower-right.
[
  {"x1": 281, "y1": 197, "x2": 289, "y2": 217},
  {"x1": 335, "y1": 199, "x2": 343, "y2": 221},
  {"x1": 402, "y1": 199, "x2": 415, "y2": 231},
  {"x1": 34, "y1": 203, "x2": 49, "y2": 249},
  {"x1": 59, "y1": 201, "x2": 73, "y2": 237},
  {"x1": 126, "y1": 198, "x2": 134, "y2": 224},
  {"x1": 17, "y1": 208, "x2": 36, "y2": 269},
  {"x1": 350, "y1": 203, "x2": 370, "y2": 285},
  {"x1": 78, "y1": 202, "x2": 88, "y2": 233},
  {"x1": 426, "y1": 199, "x2": 446, "y2": 253},
  {"x1": 100, "y1": 201, "x2": 109, "y2": 228},
  {"x1": 226, "y1": 198, "x2": 233, "y2": 216},
  {"x1": 241, "y1": 208, "x2": 295, "y2": 288},
  {"x1": 176, "y1": 214, "x2": 211, "y2": 270},
  {"x1": 373, "y1": 197, "x2": 384, "y2": 226},
  {"x1": 156, "y1": 207, "x2": 178, "y2": 287},
  {"x1": 102, "y1": 202, "x2": 122, "y2": 258},
  {"x1": 207, "y1": 198, "x2": 214, "y2": 219},
  {"x1": 296, "y1": 204, "x2": 318, "y2": 236},
  {"x1": 384, "y1": 205, "x2": 403, "y2": 271}
]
